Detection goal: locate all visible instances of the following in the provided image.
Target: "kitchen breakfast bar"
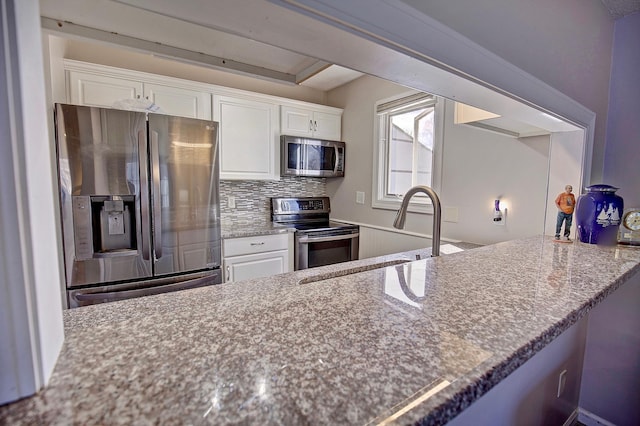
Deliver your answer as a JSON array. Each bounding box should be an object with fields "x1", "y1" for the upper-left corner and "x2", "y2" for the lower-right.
[{"x1": 1, "y1": 236, "x2": 639, "y2": 424}]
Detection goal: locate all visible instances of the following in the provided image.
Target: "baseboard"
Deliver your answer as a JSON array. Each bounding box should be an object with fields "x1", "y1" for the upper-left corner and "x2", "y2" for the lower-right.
[
  {"x1": 563, "y1": 408, "x2": 579, "y2": 426},
  {"x1": 577, "y1": 408, "x2": 617, "y2": 426}
]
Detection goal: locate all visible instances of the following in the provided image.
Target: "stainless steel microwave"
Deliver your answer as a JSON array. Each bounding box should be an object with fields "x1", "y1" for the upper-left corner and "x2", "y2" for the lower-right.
[{"x1": 281, "y1": 135, "x2": 345, "y2": 177}]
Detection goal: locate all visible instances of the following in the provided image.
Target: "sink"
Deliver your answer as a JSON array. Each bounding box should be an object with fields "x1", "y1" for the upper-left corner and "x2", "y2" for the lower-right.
[{"x1": 297, "y1": 258, "x2": 411, "y2": 285}]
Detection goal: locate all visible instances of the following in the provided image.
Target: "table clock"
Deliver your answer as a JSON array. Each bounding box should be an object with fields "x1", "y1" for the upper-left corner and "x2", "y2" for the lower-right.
[{"x1": 618, "y1": 208, "x2": 640, "y2": 246}]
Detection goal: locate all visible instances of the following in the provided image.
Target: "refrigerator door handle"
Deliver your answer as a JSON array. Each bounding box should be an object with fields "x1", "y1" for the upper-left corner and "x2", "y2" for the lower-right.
[
  {"x1": 150, "y1": 130, "x2": 163, "y2": 260},
  {"x1": 72, "y1": 274, "x2": 218, "y2": 305},
  {"x1": 138, "y1": 129, "x2": 151, "y2": 261}
]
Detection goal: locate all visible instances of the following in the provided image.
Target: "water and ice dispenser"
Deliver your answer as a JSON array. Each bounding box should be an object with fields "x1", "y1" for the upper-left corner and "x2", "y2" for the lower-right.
[{"x1": 72, "y1": 195, "x2": 137, "y2": 260}]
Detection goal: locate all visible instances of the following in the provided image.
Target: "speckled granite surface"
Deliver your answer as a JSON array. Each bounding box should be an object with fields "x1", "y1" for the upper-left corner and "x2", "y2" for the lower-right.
[
  {"x1": 221, "y1": 220, "x2": 294, "y2": 239},
  {"x1": 2, "y1": 236, "x2": 639, "y2": 425}
]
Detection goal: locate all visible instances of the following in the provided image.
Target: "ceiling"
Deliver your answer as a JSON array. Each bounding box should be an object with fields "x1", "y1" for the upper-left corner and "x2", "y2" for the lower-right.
[
  {"x1": 600, "y1": 0, "x2": 640, "y2": 18},
  {"x1": 40, "y1": 0, "x2": 581, "y2": 134},
  {"x1": 40, "y1": 0, "x2": 638, "y2": 92}
]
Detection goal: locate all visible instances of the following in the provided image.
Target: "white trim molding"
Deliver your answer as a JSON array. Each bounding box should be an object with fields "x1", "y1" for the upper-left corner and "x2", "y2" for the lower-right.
[{"x1": 1, "y1": 0, "x2": 64, "y2": 404}]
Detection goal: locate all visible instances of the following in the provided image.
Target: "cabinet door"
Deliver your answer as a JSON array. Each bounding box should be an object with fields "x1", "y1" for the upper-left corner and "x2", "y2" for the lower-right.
[
  {"x1": 281, "y1": 105, "x2": 314, "y2": 137},
  {"x1": 215, "y1": 95, "x2": 279, "y2": 180},
  {"x1": 224, "y1": 250, "x2": 288, "y2": 282},
  {"x1": 67, "y1": 70, "x2": 143, "y2": 108},
  {"x1": 311, "y1": 111, "x2": 342, "y2": 140},
  {"x1": 144, "y1": 83, "x2": 212, "y2": 120},
  {"x1": 281, "y1": 105, "x2": 342, "y2": 140}
]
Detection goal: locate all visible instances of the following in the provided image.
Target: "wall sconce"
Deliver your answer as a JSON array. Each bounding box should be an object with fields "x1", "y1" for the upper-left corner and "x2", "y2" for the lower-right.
[{"x1": 493, "y1": 199, "x2": 507, "y2": 226}]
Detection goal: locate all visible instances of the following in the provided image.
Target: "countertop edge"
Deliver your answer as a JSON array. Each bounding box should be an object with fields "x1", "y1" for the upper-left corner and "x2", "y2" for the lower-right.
[{"x1": 419, "y1": 248, "x2": 640, "y2": 425}]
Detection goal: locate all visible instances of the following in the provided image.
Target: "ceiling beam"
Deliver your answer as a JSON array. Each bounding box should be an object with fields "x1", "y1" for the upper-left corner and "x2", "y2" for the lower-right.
[
  {"x1": 41, "y1": 17, "x2": 298, "y2": 86},
  {"x1": 295, "y1": 60, "x2": 331, "y2": 84}
]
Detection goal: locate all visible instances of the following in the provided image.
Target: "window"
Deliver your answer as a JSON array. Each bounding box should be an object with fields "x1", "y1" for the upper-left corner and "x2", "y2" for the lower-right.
[{"x1": 373, "y1": 92, "x2": 443, "y2": 212}]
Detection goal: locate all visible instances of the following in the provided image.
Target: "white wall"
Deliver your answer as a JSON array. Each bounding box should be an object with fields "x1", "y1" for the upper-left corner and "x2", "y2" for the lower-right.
[
  {"x1": 545, "y1": 131, "x2": 585, "y2": 238},
  {"x1": 579, "y1": 268, "x2": 640, "y2": 425},
  {"x1": 399, "y1": 0, "x2": 614, "y2": 184},
  {"x1": 327, "y1": 75, "x2": 551, "y2": 246},
  {"x1": 439, "y1": 105, "x2": 550, "y2": 244},
  {"x1": 358, "y1": 225, "x2": 432, "y2": 259},
  {"x1": 0, "y1": 0, "x2": 64, "y2": 404},
  {"x1": 603, "y1": 12, "x2": 640, "y2": 208}
]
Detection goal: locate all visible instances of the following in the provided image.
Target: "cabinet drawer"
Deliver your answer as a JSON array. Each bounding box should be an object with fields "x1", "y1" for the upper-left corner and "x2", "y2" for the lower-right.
[{"x1": 223, "y1": 233, "x2": 289, "y2": 257}]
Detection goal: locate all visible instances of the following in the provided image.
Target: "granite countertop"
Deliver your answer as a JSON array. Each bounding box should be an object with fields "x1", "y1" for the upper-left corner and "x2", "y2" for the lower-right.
[
  {"x1": 2, "y1": 236, "x2": 639, "y2": 424},
  {"x1": 221, "y1": 220, "x2": 294, "y2": 239}
]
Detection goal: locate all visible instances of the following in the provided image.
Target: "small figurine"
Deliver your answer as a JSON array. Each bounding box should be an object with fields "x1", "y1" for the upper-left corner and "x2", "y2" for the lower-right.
[{"x1": 555, "y1": 185, "x2": 576, "y2": 242}]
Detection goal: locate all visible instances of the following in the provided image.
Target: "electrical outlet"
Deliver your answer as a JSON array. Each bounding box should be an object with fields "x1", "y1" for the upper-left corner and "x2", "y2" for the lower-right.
[
  {"x1": 557, "y1": 369, "x2": 567, "y2": 397},
  {"x1": 356, "y1": 191, "x2": 365, "y2": 204},
  {"x1": 228, "y1": 196, "x2": 236, "y2": 209},
  {"x1": 444, "y1": 206, "x2": 459, "y2": 223}
]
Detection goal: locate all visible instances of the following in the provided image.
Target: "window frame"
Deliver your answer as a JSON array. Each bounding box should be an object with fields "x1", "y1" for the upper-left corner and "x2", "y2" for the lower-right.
[{"x1": 372, "y1": 91, "x2": 444, "y2": 214}]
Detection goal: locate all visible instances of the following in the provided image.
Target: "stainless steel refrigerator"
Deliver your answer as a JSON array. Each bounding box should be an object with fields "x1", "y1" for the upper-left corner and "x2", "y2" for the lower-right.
[{"x1": 55, "y1": 103, "x2": 222, "y2": 308}]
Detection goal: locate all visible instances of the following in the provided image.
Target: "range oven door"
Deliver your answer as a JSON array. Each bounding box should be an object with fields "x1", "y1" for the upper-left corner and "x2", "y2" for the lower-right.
[{"x1": 295, "y1": 228, "x2": 359, "y2": 270}]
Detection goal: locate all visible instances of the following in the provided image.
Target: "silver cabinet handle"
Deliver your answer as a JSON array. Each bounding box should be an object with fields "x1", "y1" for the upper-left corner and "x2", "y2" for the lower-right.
[
  {"x1": 298, "y1": 232, "x2": 359, "y2": 244},
  {"x1": 226, "y1": 265, "x2": 230, "y2": 282},
  {"x1": 313, "y1": 120, "x2": 318, "y2": 131},
  {"x1": 250, "y1": 242, "x2": 265, "y2": 246}
]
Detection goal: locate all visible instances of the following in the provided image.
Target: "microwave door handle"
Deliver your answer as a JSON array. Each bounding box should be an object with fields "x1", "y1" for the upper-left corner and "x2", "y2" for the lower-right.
[
  {"x1": 298, "y1": 232, "x2": 360, "y2": 244},
  {"x1": 150, "y1": 130, "x2": 163, "y2": 260}
]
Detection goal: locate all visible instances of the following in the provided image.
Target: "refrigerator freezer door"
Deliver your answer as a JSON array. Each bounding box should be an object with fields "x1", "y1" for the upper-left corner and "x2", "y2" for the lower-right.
[
  {"x1": 147, "y1": 114, "x2": 222, "y2": 276},
  {"x1": 55, "y1": 104, "x2": 153, "y2": 288},
  {"x1": 67, "y1": 269, "x2": 222, "y2": 308}
]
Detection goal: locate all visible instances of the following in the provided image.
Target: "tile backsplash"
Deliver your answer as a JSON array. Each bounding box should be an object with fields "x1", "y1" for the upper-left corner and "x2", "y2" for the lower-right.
[{"x1": 219, "y1": 177, "x2": 326, "y2": 226}]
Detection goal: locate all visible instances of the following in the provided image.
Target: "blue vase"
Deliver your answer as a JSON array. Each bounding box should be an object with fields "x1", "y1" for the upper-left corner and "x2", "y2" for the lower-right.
[{"x1": 575, "y1": 184, "x2": 624, "y2": 245}]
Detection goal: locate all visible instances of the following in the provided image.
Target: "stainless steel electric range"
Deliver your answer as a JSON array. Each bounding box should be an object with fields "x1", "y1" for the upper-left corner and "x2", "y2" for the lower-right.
[{"x1": 271, "y1": 197, "x2": 359, "y2": 270}]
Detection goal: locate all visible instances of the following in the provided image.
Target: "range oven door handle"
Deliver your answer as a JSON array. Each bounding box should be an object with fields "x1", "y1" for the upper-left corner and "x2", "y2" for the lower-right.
[{"x1": 297, "y1": 232, "x2": 360, "y2": 244}]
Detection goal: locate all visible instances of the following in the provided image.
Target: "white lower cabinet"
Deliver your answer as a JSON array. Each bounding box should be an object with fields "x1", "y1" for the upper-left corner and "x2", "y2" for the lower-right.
[{"x1": 222, "y1": 233, "x2": 293, "y2": 282}]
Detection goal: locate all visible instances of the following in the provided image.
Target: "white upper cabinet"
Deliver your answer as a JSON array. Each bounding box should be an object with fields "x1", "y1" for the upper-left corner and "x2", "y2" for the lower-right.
[
  {"x1": 64, "y1": 61, "x2": 344, "y2": 181},
  {"x1": 214, "y1": 94, "x2": 279, "y2": 181},
  {"x1": 280, "y1": 105, "x2": 342, "y2": 140},
  {"x1": 143, "y1": 83, "x2": 211, "y2": 120},
  {"x1": 65, "y1": 61, "x2": 212, "y2": 120},
  {"x1": 67, "y1": 71, "x2": 143, "y2": 107}
]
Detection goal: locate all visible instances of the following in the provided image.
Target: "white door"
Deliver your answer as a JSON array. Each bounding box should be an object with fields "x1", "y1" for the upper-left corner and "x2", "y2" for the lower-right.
[
  {"x1": 67, "y1": 70, "x2": 143, "y2": 108},
  {"x1": 311, "y1": 111, "x2": 342, "y2": 140},
  {"x1": 280, "y1": 105, "x2": 314, "y2": 137},
  {"x1": 144, "y1": 83, "x2": 212, "y2": 119},
  {"x1": 224, "y1": 250, "x2": 288, "y2": 282},
  {"x1": 215, "y1": 95, "x2": 279, "y2": 180}
]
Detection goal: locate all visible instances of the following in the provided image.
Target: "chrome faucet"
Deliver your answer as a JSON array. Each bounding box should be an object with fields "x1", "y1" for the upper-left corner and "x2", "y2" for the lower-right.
[{"x1": 393, "y1": 185, "x2": 442, "y2": 257}]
